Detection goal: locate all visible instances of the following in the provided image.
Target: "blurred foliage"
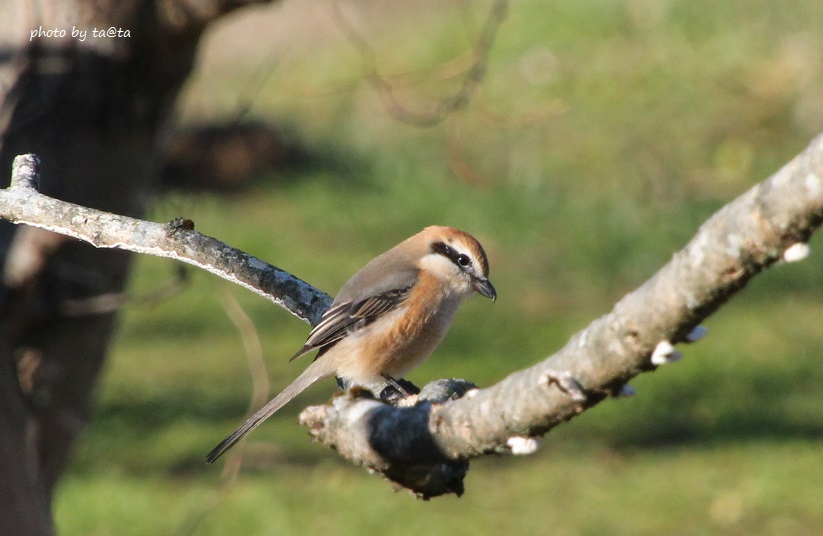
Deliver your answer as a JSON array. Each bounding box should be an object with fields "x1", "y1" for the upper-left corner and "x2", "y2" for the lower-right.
[{"x1": 55, "y1": 0, "x2": 823, "y2": 534}]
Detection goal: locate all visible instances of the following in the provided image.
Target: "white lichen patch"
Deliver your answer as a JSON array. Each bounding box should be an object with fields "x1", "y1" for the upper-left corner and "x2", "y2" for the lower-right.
[
  {"x1": 650, "y1": 340, "x2": 682, "y2": 365},
  {"x1": 506, "y1": 436, "x2": 540, "y2": 455},
  {"x1": 783, "y1": 242, "x2": 810, "y2": 263}
]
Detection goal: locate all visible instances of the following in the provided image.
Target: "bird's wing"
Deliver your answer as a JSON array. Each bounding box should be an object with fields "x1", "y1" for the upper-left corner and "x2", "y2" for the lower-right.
[{"x1": 288, "y1": 280, "x2": 416, "y2": 362}]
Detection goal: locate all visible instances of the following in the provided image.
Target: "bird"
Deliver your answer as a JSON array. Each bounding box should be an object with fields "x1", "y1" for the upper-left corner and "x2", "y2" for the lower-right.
[{"x1": 206, "y1": 226, "x2": 496, "y2": 463}]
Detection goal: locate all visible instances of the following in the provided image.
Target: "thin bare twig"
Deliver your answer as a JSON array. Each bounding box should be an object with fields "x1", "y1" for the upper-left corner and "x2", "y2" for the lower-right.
[
  {"x1": 177, "y1": 285, "x2": 269, "y2": 536},
  {"x1": 330, "y1": 0, "x2": 508, "y2": 126}
]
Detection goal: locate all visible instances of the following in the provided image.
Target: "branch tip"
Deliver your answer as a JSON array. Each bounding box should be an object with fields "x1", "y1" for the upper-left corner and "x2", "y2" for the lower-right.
[
  {"x1": 10, "y1": 154, "x2": 41, "y2": 190},
  {"x1": 298, "y1": 404, "x2": 328, "y2": 433}
]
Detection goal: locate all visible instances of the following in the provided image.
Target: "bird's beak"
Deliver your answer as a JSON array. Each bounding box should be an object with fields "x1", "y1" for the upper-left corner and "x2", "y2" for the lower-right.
[{"x1": 473, "y1": 277, "x2": 497, "y2": 302}]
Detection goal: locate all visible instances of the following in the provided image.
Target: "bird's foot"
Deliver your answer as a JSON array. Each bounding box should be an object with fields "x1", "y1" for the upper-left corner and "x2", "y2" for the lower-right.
[{"x1": 379, "y1": 375, "x2": 420, "y2": 403}]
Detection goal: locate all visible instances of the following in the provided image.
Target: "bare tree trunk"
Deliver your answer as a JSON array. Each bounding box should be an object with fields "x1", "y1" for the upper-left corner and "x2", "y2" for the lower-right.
[{"x1": 0, "y1": 1, "x2": 273, "y2": 533}]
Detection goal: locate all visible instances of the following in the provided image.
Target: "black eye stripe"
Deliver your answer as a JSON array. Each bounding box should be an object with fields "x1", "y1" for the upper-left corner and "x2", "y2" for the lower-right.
[{"x1": 432, "y1": 241, "x2": 473, "y2": 269}]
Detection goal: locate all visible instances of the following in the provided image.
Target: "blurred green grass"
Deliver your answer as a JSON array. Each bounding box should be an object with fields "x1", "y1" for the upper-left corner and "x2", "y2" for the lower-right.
[{"x1": 55, "y1": 1, "x2": 823, "y2": 534}]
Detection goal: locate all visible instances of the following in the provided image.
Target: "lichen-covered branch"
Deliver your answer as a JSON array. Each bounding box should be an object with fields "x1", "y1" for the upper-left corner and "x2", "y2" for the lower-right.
[
  {"x1": 299, "y1": 133, "x2": 823, "y2": 495},
  {"x1": 3, "y1": 133, "x2": 823, "y2": 499},
  {"x1": 1, "y1": 154, "x2": 331, "y2": 326}
]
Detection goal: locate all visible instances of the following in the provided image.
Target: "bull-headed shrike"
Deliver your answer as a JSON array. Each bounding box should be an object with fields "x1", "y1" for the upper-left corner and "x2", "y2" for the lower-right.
[{"x1": 206, "y1": 226, "x2": 496, "y2": 463}]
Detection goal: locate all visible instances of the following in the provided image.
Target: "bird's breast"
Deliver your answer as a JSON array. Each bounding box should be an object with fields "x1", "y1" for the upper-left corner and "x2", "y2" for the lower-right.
[{"x1": 333, "y1": 271, "x2": 462, "y2": 387}]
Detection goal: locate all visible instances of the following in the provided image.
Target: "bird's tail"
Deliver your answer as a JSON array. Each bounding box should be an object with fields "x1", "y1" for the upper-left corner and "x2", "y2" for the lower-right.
[{"x1": 206, "y1": 359, "x2": 333, "y2": 463}]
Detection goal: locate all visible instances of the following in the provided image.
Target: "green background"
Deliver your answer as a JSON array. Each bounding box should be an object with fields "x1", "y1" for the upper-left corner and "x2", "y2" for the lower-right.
[{"x1": 55, "y1": 1, "x2": 823, "y2": 534}]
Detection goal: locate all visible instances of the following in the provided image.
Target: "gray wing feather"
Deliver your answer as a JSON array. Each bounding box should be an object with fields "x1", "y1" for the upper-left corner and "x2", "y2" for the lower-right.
[{"x1": 289, "y1": 278, "x2": 416, "y2": 362}]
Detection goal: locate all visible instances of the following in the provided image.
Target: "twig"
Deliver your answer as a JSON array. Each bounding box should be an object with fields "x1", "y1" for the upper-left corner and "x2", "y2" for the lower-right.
[
  {"x1": 177, "y1": 286, "x2": 269, "y2": 535},
  {"x1": 330, "y1": 0, "x2": 508, "y2": 126}
]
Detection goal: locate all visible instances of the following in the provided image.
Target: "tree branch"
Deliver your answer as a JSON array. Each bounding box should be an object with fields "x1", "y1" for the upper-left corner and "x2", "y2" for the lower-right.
[
  {"x1": 1, "y1": 154, "x2": 331, "y2": 326},
  {"x1": 2, "y1": 134, "x2": 823, "y2": 498},
  {"x1": 298, "y1": 133, "x2": 823, "y2": 495}
]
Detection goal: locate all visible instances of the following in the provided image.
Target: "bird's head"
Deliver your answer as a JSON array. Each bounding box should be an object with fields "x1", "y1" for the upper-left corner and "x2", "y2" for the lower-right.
[{"x1": 416, "y1": 226, "x2": 497, "y2": 301}]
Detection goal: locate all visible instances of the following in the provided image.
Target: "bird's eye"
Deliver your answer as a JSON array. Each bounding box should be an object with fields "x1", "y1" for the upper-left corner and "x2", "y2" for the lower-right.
[{"x1": 456, "y1": 254, "x2": 471, "y2": 267}]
